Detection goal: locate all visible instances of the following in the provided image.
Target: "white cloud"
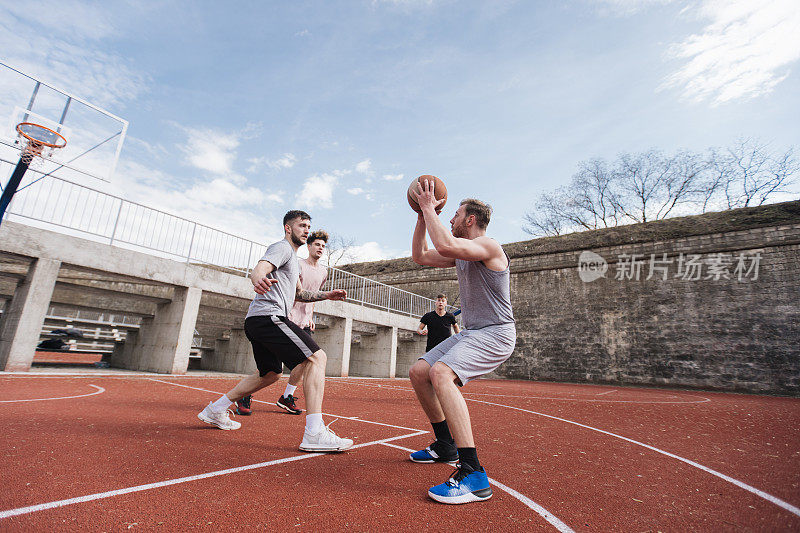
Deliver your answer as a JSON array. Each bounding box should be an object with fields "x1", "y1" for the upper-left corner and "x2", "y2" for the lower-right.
[
  {"x1": 347, "y1": 187, "x2": 365, "y2": 194},
  {"x1": 247, "y1": 153, "x2": 297, "y2": 173},
  {"x1": 177, "y1": 126, "x2": 240, "y2": 175},
  {"x1": 383, "y1": 173, "x2": 404, "y2": 181},
  {"x1": 0, "y1": 4, "x2": 149, "y2": 109},
  {"x1": 341, "y1": 241, "x2": 409, "y2": 263},
  {"x1": 108, "y1": 158, "x2": 285, "y2": 244},
  {"x1": 662, "y1": 0, "x2": 800, "y2": 105},
  {"x1": 355, "y1": 159, "x2": 372, "y2": 174},
  {"x1": 3, "y1": 0, "x2": 116, "y2": 41},
  {"x1": 295, "y1": 29, "x2": 310, "y2": 37},
  {"x1": 296, "y1": 172, "x2": 344, "y2": 209}
]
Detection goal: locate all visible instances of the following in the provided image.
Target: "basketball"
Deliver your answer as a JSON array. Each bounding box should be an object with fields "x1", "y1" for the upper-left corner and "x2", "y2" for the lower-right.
[{"x1": 407, "y1": 175, "x2": 447, "y2": 214}]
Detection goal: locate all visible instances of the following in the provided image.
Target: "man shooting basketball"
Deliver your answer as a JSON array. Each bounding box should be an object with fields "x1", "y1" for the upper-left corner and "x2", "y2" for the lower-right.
[
  {"x1": 198, "y1": 210, "x2": 353, "y2": 452},
  {"x1": 409, "y1": 180, "x2": 516, "y2": 504}
]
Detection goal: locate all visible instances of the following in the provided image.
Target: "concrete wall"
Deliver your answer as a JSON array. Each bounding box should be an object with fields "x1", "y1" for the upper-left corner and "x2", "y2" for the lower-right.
[
  {"x1": 341, "y1": 201, "x2": 800, "y2": 395},
  {"x1": 0, "y1": 220, "x2": 421, "y2": 376}
]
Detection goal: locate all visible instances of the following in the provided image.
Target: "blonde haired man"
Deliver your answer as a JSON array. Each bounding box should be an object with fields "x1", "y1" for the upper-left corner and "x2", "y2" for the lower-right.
[{"x1": 409, "y1": 185, "x2": 516, "y2": 503}]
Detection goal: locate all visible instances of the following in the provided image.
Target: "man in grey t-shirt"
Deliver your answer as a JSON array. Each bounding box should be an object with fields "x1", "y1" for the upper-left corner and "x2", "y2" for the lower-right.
[
  {"x1": 409, "y1": 181, "x2": 516, "y2": 505},
  {"x1": 197, "y1": 210, "x2": 353, "y2": 453}
]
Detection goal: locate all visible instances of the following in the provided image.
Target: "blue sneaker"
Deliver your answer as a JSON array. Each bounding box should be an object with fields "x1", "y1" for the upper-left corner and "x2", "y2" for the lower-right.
[
  {"x1": 409, "y1": 442, "x2": 458, "y2": 464},
  {"x1": 428, "y1": 463, "x2": 493, "y2": 504}
]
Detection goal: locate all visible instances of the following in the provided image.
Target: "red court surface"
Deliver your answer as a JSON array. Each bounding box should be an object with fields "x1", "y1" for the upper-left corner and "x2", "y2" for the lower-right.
[
  {"x1": 32, "y1": 351, "x2": 104, "y2": 365},
  {"x1": 1, "y1": 373, "x2": 798, "y2": 531}
]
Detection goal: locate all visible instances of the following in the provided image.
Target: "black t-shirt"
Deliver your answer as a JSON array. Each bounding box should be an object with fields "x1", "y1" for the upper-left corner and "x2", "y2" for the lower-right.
[{"x1": 420, "y1": 311, "x2": 457, "y2": 351}]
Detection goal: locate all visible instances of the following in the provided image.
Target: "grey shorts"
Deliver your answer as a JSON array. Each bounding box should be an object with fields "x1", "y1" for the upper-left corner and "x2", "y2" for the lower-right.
[{"x1": 420, "y1": 323, "x2": 516, "y2": 385}]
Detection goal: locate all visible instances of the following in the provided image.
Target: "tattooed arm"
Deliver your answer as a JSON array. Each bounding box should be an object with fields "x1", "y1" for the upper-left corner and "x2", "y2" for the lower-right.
[{"x1": 296, "y1": 280, "x2": 347, "y2": 302}]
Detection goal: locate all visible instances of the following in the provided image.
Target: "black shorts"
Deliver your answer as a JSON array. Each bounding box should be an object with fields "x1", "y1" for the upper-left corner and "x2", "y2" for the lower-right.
[{"x1": 244, "y1": 316, "x2": 320, "y2": 377}]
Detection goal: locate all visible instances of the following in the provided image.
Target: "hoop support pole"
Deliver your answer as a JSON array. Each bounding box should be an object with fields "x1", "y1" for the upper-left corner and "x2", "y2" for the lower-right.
[{"x1": 0, "y1": 156, "x2": 31, "y2": 226}]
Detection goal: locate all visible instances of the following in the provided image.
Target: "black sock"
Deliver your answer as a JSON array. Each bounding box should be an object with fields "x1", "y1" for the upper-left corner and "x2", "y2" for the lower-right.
[
  {"x1": 457, "y1": 447, "x2": 480, "y2": 471},
  {"x1": 431, "y1": 420, "x2": 455, "y2": 446}
]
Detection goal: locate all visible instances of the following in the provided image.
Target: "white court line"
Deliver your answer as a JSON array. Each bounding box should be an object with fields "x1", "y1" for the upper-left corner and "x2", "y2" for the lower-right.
[
  {"x1": 329, "y1": 379, "x2": 799, "y2": 518},
  {"x1": 0, "y1": 384, "x2": 105, "y2": 403},
  {"x1": 147, "y1": 378, "x2": 426, "y2": 432},
  {"x1": 0, "y1": 430, "x2": 427, "y2": 520},
  {"x1": 381, "y1": 441, "x2": 575, "y2": 533},
  {"x1": 326, "y1": 378, "x2": 711, "y2": 405},
  {"x1": 596, "y1": 389, "x2": 617, "y2": 396},
  {"x1": 468, "y1": 398, "x2": 800, "y2": 519}
]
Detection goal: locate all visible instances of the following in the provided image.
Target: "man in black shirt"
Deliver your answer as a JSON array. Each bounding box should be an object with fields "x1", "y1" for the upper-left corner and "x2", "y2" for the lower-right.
[{"x1": 417, "y1": 294, "x2": 461, "y2": 352}]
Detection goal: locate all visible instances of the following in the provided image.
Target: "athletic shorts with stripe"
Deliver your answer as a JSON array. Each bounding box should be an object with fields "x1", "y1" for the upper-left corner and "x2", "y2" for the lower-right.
[{"x1": 244, "y1": 316, "x2": 320, "y2": 376}]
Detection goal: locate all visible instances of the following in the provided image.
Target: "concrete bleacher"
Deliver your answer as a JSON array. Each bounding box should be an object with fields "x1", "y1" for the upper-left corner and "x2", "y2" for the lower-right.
[{"x1": 0, "y1": 220, "x2": 428, "y2": 377}]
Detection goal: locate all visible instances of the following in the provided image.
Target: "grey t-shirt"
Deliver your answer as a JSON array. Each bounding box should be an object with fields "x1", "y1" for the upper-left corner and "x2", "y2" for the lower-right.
[{"x1": 246, "y1": 239, "x2": 300, "y2": 318}]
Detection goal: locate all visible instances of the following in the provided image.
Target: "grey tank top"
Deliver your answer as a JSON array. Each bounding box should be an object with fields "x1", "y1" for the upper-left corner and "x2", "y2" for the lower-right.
[{"x1": 455, "y1": 248, "x2": 514, "y2": 330}]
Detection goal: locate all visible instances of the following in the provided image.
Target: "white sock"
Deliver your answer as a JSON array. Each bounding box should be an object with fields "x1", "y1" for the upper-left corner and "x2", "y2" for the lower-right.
[
  {"x1": 284, "y1": 384, "x2": 297, "y2": 398},
  {"x1": 211, "y1": 394, "x2": 232, "y2": 413},
  {"x1": 305, "y1": 413, "x2": 324, "y2": 433}
]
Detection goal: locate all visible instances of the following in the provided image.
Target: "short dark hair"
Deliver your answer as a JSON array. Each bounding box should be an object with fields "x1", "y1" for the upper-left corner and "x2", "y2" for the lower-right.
[
  {"x1": 308, "y1": 230, "x2": 329, "y2": 245},
  {"x1": 283, "y1": 210, "x2": 311, "y2": 226},
  {"x1": 436, "y1": 293, "x2": 447, "y2": 300},
  {"x1": 460, "y1": 198, "x2": 491, "y2": 229}
]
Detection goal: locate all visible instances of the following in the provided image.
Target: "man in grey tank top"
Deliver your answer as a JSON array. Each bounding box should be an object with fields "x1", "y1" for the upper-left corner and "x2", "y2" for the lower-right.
[{"x1": 409, "y1": 180, "x2": 516, "y2": 505}]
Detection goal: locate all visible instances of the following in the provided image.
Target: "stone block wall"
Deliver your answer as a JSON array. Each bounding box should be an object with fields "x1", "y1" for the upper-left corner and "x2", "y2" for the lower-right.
[{"x1": 342, "y1": 201, "x2": 800, "y2": 395}]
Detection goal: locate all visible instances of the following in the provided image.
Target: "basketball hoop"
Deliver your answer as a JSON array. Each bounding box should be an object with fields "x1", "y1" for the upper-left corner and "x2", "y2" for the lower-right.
[
  {"x1": 15, "y1": 122, "x2": 67, "y2": 164},
  {"x1": 1, "y1": 122, "x2": 69, "y2": 226}
]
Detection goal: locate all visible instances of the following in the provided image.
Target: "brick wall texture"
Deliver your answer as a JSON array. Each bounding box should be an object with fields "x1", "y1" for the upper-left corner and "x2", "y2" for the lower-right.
[{"x1": 343, "y1": 201, "x2": 800, "y2": 395}]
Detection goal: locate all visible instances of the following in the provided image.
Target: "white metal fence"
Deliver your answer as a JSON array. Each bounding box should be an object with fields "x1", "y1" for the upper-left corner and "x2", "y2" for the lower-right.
[{"x1": 2, "y1": 166, "x2": 450, "y2": 318}]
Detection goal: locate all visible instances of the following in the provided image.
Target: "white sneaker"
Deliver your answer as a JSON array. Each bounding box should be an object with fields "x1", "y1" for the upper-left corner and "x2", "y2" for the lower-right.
[
  {"x1": 299, "y1": 420, "x2": 353, "y2": 452},
  {"x1": 198, "y1": 402, "x2": 241, "y2": 430}
]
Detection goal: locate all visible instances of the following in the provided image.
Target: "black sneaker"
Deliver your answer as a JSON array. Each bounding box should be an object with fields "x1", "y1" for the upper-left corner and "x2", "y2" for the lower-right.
[
  {"x1": 276, "y1": 394, "x2": 302, "y2": 415},
  {"x1": 409, "y1": 440, "x2": 458, "y2": 464},
  {"x1": 235, "y1": 395, "x2": 252, "y2": 416}
]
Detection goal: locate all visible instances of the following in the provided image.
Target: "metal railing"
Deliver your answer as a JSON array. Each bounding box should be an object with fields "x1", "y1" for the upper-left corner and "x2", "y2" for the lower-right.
[{"x1": 2, "y1": 163, "x2": 449, "y2": 318}]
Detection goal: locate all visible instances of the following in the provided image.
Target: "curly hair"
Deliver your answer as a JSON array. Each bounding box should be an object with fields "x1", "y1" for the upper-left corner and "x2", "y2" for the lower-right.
[{"x1": 307, "y1": 229, "x2": 329, "y2": 245}]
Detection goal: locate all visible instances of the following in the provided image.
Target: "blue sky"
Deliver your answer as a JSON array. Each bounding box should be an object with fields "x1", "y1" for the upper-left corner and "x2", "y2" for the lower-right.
[{"x1": 1, "y1": 0, "x2": 799, "y2": 261}]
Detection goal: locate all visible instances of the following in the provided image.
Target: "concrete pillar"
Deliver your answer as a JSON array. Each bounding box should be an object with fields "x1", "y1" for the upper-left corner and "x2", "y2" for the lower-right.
[
  {"x1": 204, "y1": 329, "x2": 255, "y2": 374},
  {"x1": 0, "y1": 258, "x2": 61, "y2": 371},
  {"x1": 388, "y1": 326, "x2": 398, "y2": 378},
  {"x1": 349, "y1": 325, "x2": 398, "y2": 378},
  {"x1": 396, "y1": 330, "x2": 427, "y2": 379},
  {"x1": 106, "y1": 319, "x2": 149, "y2": 369},
  {"x1": 313, "y1": 316, "x2": 352, "y2": 377},
  {"x1": 109, "y1": 287, "x2": 201, "y2": 374},
  {"x1": 228, "y1": 329, "x2": 256, "y2": 374}
]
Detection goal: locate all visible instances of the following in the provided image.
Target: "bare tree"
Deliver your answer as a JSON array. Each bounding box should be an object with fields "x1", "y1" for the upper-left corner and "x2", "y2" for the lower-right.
[
  {"x1": 325, "y1": 234, "x2": 359, "y2": 267},
  {"x1": 523, "y1": 159, "x2": 622, "y2": 236},
  {"x1": 523, "y1": 139, "x2": 797, "y2": 237},
  {"x1": 708, "y1": 138, "x2": 799, "y2": 209}
]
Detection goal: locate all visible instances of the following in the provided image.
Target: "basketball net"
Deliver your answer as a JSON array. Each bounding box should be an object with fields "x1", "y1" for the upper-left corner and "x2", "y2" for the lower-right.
[{"x1": 16, "y1": 136, "x2": 52, "y2": 167}]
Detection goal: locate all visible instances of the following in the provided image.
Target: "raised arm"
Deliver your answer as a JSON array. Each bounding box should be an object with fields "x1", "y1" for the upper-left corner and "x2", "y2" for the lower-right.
[
  {"x1": 412, "y1": 213, "x2": 456, "y2": 268},
  {"x1": 416, "y1": 180, "x2": 502, "y2": 263}
]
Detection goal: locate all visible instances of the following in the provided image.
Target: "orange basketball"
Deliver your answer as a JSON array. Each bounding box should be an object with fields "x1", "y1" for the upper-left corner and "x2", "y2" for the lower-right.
[{"x1": 407, "y1": 175, "x2": 447, "y2": 214}]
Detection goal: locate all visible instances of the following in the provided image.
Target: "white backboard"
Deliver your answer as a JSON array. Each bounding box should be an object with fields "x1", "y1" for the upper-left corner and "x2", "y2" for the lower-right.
[{"x1": 0, "y1": 61, "x2": 128, "y2": 183}]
